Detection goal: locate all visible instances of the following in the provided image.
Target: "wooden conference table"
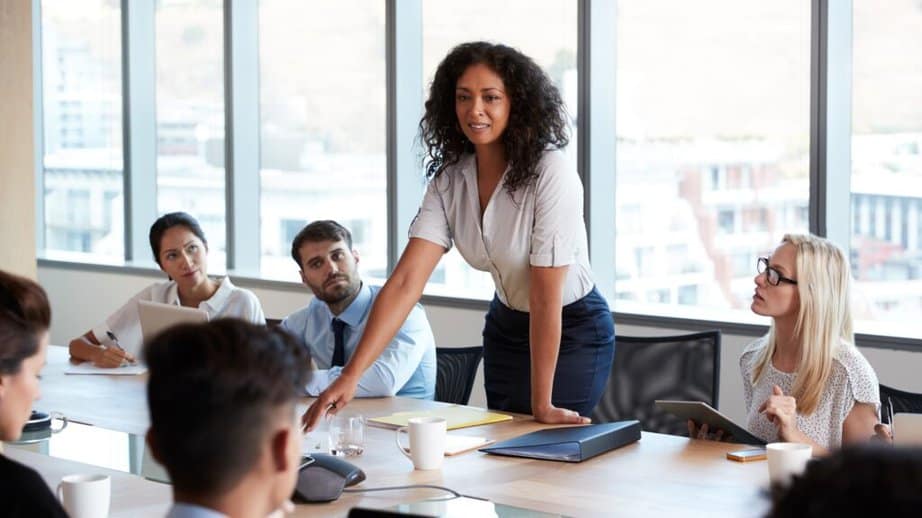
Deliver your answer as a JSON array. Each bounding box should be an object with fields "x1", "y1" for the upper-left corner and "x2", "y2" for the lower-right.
[{"x1": 11, "y1": 346, "x2": 771, "y2": 517}]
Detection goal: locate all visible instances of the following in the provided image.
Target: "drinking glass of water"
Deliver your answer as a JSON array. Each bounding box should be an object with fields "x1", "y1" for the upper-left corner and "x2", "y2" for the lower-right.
[{"x1": 329, "y1": 414, "x2": 365, "y2": 457}]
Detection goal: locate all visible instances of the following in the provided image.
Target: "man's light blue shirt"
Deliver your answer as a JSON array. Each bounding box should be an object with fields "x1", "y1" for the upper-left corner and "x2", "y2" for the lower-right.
[
  {"x1": 166, "y1": 503, "x2": 227, "y2": 518},
  {"x1": 281, "y1": 283, "x2": 436, "y2": 399}
]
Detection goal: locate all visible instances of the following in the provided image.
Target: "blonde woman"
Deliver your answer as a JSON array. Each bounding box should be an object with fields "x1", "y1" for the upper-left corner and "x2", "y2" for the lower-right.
[{"x1": 693, "y1": 234, "x2": 879, "y2": 453}]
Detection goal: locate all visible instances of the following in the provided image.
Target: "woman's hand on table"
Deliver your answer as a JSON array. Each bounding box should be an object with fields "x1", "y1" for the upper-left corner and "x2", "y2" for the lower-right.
[{"x1": 533, "y1": 403, "x2": 590, "y2": 425}]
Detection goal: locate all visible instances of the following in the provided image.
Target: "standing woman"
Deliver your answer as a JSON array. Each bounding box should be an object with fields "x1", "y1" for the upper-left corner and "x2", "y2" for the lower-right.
[
  {"x1": 305, "y1": 42, "x2": 614, "y2": 427},
  {"x1": 0, "y1": 270, "x2": 67, "y2": 516},
  {"x1": 69, "y1": 212, "x2": 265, "y2": 367}
]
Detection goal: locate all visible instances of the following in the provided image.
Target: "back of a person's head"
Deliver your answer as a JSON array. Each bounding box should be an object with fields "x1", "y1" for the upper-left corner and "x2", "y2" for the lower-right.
[
  {"x1": 0, "y1": 270, "x2": 51, "y2": 375},
  {"x1": 144, "y1": 319, "x2": 310, "y2": 496},
  {"x1": 769, "y1": 445, "x2": 922, "y2": 517}
]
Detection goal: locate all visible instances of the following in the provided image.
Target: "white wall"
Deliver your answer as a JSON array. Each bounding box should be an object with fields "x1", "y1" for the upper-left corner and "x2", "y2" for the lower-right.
[
  {"x1": 0, "y1": 0, "x2": 37, "y2": 279},
  {"x1": 39, "y1": 264, "x2": 922, "y2": 422}
]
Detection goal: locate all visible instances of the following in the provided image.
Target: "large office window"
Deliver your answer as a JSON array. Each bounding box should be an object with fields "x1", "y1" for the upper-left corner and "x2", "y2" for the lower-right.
[
  {"x1": 421, "y1": 0, "x2": 579, "y2": 299},
  {"x1": 155, "y1": 0, "x2": 227, "y2": 271},
  {"x1": 41, "y1": 0, "x2": 124, "y2": 260},
  {"x1": 612, "y1": 1, "x2": 811, "y2": 320},
  {"x1": 33, "y1": 2, "x2": 921, "y2": 344},
  {"x1": 258, "y1": 0, "x2": 387, "y2": 281},
  {"x1": 851, "y1": 0, "x2": 922, "y2": 337}
]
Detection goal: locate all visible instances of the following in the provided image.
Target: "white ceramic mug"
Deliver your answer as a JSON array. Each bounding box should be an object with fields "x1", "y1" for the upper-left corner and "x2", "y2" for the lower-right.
[
  {"x1": 57, "y1": 473, "x2": 110, "y2": 518},
  {"x1": 766, "y1": 442, "x2": 812, "y2": 486},
  {"x1": 395, "y1": 416, "x2": 447, "y2": 470}
]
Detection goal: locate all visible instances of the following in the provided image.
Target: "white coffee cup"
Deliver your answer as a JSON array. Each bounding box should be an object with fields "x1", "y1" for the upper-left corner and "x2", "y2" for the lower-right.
[
  {"x1": 57, "y1": 473, "x2": 110, "y2": 518},
  {"x1": 395, "y1": 416, "x2": 447, "y2": 470},
  {"x1": 766, "y1": 442, "x2": 812, "y2": 486}
]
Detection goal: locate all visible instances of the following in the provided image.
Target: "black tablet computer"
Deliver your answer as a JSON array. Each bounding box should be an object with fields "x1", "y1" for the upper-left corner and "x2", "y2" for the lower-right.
[{"x1": 654, "y1": 400, "x2": 766, "y2": 445}]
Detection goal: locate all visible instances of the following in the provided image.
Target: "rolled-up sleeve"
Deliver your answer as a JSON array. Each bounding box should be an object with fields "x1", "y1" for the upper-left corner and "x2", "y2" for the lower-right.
[
  {"x1": 408, "y1": 178, "x2": 452, "y2": 251},
  {"x1": 529, "y1": 156, "x2": 584, "y2": 267}
]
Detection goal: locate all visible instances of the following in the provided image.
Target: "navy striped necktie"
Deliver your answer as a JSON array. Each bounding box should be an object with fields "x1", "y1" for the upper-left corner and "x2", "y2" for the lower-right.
[{"x1": 331, "y1": 318, "x2": 347, "y2": 367}]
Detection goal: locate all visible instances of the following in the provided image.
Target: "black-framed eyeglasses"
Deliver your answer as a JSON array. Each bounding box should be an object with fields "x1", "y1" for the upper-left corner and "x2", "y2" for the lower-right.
[{"x1": 757, "y1": 257, "x2": 798, "y2": 286}]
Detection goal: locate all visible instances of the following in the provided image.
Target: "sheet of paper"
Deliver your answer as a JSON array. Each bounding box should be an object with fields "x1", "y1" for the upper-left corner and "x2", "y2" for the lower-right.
[
  {"x1": 64, "y1": 363, "x2": 147, "y2": 375},
  {"x1": 368, "y1": 405, "x2": 513, "y2": 430}
]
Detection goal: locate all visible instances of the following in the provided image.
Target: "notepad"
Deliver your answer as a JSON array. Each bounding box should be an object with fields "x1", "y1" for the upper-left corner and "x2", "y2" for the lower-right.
[
  {"x1": 368, "y1": 405, "x2": 512, "y2": 430},
  {"x1": 65, "y1": 363, "x2": 147, "y2": 375}
]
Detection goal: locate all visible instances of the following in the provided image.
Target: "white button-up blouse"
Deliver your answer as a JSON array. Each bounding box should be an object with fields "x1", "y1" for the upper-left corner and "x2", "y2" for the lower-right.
[{"x1": 409, "y1": 149, "x2": 594, "y2": 312}]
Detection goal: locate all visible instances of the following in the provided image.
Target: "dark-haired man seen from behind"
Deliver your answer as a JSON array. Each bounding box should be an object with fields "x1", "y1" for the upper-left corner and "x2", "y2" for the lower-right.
[
  {"x1": 145, "y1": 319, "x2": 310, "y2": 518},
  {"x1": 282, "y1": 220, "x2": 436, "y2": 400}
]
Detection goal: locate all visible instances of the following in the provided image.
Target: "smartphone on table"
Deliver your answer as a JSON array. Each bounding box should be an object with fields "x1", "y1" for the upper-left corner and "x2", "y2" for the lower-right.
[{"x1": 726, "y1": 448, "x2": 767, "y2": 462}]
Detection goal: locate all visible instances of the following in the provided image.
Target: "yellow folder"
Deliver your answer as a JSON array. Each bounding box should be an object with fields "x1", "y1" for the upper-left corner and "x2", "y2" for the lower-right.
[{"x1": 368, "y1": 405, "x2": 513, "y2": 430}]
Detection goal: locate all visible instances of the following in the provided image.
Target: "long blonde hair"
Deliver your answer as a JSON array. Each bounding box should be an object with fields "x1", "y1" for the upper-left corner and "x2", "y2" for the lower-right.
[{"x1": 750, "y1": 234, "x2": 855, "y2": 415}]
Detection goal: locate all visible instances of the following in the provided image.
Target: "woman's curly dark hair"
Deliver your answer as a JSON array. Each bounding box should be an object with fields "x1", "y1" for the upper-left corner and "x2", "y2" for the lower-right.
[{"x1": 419, "y1": 41, "x2": 570, "y2": 193}]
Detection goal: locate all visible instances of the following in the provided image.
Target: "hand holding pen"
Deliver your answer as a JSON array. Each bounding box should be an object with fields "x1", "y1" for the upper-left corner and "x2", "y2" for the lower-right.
[{"x1": 89, "y1": 331, "x2": 137, "y2": 368}]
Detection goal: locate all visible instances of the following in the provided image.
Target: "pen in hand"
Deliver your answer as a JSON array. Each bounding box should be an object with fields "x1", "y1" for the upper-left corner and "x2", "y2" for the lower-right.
[
  {"x1": 888, "y1": 397, "x2": 895, "y2": 442},
  {"x1": 105, "y1": 331, "x2": 136, "y2": 365}
]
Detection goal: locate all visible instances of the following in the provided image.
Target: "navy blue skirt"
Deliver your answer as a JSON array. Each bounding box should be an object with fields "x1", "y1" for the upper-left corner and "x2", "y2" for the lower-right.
[{"x1": 482, "y1": 286, "x2": 615, "y2": 417}]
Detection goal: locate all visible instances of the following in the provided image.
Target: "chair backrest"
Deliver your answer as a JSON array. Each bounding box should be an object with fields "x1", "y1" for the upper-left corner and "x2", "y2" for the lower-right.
[
  {"x1": 435, "y1": 346, "x2": 483, "y2": 405},
  {"x1": 265, "y1": 318, "x2": 282, "y2": 328},
  {"x1": 880, "y1": 384, "x2": 922, "y2": 424},
  {"x1": 592, "y1": 330, "x2": 721, "y2": 436}
]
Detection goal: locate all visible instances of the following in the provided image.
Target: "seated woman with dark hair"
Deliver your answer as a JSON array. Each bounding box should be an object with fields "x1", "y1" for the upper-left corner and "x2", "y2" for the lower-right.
[
  {"x1": 68, "y1": 212, "x2": 265, "y2": 367},
  {"x1": 0, "y1": 270, "x2": 67, "y2": 516}
]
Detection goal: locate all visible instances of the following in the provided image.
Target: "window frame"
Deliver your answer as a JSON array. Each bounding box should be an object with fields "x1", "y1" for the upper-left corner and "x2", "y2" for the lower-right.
[{"x1": 33, "y1": 0, "x2": 921, "y2": 350}]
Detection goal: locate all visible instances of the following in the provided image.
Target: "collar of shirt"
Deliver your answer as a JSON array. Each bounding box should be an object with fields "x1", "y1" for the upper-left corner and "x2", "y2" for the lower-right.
[
  {"x1": 163, "y1": 281, "x2": 182, "y2": 306},
  {"x1": 166, "y1": 502, "x2": 228, "y2": 518},
  {"x1": 161, "y1": 276, "x2": 232, "y2": 313},
  {"x1": 322, "y1": 282, "x2": 371, "y2": 328},
  {"x1": 200, "y1": 276, "x2": 233, "y2": 312}
]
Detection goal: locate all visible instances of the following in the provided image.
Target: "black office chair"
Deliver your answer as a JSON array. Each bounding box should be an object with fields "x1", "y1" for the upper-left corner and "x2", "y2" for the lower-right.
[
  {"x1": 265, "y1": 318, "x2": 282, "y2": 328},
  {"x1": 435, "y1": 346, "x2": 483, "y2": 405},
  {"x1": 592, "y1": 330, "x2": 721, "y2": 437},
  {"x1": 879, "y1": 384, "x2": 922, "y2": 424}
]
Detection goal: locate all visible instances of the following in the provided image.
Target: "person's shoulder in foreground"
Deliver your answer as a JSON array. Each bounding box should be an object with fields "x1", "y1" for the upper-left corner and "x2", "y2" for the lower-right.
[
  {"x1": 0, "y1": 455, "x2": 68, "y2": 518},
  {"x1": 769, "y1": 445, "x2": 922, "y2": 517},
  {"x1": 145, "y1": 319, "x2": 310, "y2": 518}
]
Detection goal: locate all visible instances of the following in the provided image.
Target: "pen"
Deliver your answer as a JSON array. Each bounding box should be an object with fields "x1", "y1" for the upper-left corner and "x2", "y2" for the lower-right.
[
  {"x1": 106, "y1": 331, "x2": 126, "y2": 352},
  {"x1": 105, "y1": 331, "x2": 135, "y2": 365},
  {"x1": 888, "y1": 397, "x2": 895, "y2": 442}
]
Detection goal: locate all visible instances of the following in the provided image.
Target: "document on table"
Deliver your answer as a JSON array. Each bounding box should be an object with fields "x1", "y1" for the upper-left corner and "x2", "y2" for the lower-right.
[
  {"x1": 65, "y1": 363, "x2": 147, "y2": 375},
  {"x1": 368, "y1": 404, "x2": 512, "y2": 430}
]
